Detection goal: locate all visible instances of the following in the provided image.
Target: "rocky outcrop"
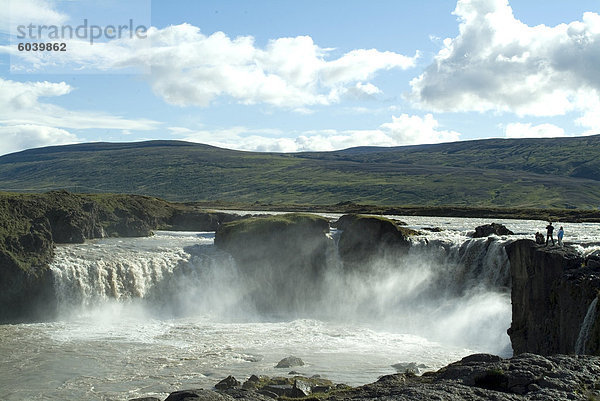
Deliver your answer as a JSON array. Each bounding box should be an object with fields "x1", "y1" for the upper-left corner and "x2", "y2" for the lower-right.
[
  {"x1": 327, "y1": 353, "x2": 600, "y2": 401},
  {"x1": 215, "y1": 213, "x2": 329, "y2": 262},
  {"x1": 215, "y1": 213, "x2": 331, "y2": 313},
  {"x1": 473, "y1": 222, "x2": 514, "y2": 237},
  {"x1": 506, "y1": 239, "x2": 600, "y2": 355},
  {"x1": 130, "y1": 353, "x2": 600, "y2": 401},
  {"x1": 335, "y1": 214, "x2": 418, "y2": 268}
]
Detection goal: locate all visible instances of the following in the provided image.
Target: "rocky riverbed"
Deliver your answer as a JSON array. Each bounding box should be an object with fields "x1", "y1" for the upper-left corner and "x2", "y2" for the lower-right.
[{"x1": 130, "y1": 353, "x2": 600, "y2": 401}]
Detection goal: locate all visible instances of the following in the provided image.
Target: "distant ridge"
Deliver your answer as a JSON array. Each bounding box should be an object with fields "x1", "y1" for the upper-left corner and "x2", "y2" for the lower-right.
[{"x1": 1, "y1": 136, "x2": 599, "y2": 208}]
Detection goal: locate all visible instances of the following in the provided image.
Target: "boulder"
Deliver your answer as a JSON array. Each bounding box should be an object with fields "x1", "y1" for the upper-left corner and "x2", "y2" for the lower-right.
[
  {"x1": 215, "y1": 375, "x2": 241, "y2": 390},
  {"x1": 472, "y1": 222, "x2": 514, "y2": 238},
  {"x1": 293, "y1": 379, "x2": 312, "y2": 396},
  {"x1": 275, "y1": 356, "x2": 305, "y2": 368},
  {"x1": 242, "y1": 374, "x2": 261, "y2": 389}
]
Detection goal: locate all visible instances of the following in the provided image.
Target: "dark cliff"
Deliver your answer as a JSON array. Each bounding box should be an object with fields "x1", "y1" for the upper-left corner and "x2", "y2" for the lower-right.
[{"x1": 506, "y1": 239, "x2": 600, "y2": 355}]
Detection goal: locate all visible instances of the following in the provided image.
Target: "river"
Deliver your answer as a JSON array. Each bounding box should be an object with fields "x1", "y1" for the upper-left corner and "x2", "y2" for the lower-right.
[{"x1": 1, "y1": 214, "x2": 598, "y2": 400}]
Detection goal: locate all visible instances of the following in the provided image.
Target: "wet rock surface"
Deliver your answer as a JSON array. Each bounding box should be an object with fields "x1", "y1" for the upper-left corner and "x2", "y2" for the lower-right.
[
  {"x1": 215, "y1": 376, "x2": 241, "y2": 390},
  {"x1": 328, "y1": 353, "x2": 600, "y2": 400},
  {"x1": 275, "y1": 356, "x2": 304, "y2": 368},
  {"x1": 130, "y1": 354, "x2": 600, "y2": 401}
]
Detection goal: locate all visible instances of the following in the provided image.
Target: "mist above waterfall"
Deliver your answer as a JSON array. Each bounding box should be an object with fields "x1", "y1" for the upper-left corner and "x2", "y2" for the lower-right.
[{"x1": 49, "y1": 229, "x2": 513, "y2": 355}]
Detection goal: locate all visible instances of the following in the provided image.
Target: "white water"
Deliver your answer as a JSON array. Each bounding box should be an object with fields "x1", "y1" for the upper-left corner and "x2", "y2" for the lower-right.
[
  {"x1": 1, "y1": 215, "x2": 599, "y2": 401},
  {"x1": 575, "y1": 297, "x2": 599, "y2": 355}
]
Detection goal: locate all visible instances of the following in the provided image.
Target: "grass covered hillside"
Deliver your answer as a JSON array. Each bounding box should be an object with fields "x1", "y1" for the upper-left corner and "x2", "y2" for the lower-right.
[{"x1": 0, "y1": 136, "x2": 599, "y2": 209}]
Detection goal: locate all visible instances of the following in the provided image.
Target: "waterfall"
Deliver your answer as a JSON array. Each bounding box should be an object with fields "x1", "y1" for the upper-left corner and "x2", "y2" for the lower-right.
[
  {"x1": 50, "y1": 243, "x2": 190, "y2": 310},
  {"x1": 48, "y1": 232, "x2": 513, "y2": 314},
  {"x1": 575, "y1": 297, "x2": 599, "y2": 355},
  {"x1": 409, "y1": 236, "x2": 511, "y2": 294},
  {"x1": 47, "y1": 230, "x2": 513, "y2": 353}
]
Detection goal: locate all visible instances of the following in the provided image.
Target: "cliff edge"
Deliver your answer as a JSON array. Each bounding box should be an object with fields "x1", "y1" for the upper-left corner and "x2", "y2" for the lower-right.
[{"x1": 506, "y1": 239, "x2": 600, "y2": 355}]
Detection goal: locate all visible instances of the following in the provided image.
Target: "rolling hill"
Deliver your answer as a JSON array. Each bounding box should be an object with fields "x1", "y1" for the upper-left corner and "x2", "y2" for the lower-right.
[{"x1": 0, "y1": 136, "x2": 599, "y2": 209}]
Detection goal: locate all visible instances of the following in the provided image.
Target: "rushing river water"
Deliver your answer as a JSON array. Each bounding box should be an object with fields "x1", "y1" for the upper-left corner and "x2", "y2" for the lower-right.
[{"x1": 1, "y1": 215, "x2": 599, "y2": 401}]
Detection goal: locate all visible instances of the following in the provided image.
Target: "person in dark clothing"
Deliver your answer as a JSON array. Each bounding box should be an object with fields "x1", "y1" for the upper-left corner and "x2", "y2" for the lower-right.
[
  {"x1": 535, "y1": 231, "x2": 545, "y2": 244},
  {"x1": 546, "y1": 222, "x2": 555, "y2": 246}
]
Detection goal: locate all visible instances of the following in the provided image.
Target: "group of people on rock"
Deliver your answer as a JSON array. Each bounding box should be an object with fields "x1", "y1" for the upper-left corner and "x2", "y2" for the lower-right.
[{"x1": 535, "y1": 222, "x2": 564, "y2": 247}]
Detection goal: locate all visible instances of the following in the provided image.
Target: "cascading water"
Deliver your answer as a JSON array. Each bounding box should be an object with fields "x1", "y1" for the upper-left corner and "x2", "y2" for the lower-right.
[
  {"x1": 50, "y1": 244, "x2": 189, "y2": 309},
  {"x1": 47, "y1": 230, "x2": 513, "y2": 354},
  {"x1": 575, "y1": 297, "x2": 599, "y2": 355}
]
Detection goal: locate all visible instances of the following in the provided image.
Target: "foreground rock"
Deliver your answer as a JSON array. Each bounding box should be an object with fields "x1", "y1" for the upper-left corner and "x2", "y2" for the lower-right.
[
  {"x1": 506, "y1": 239, "x2": 600, "y2": 355},
  {"x1": 473, "y1": 222, "x2": 514, "y2": 237},
  {"x1": 326, "y1": 353, "x2": 600, "y2": 401},
  {"x1": 216, "y1": 376, "x2": 241, "y2": 390},
  {"x1": 130, "y1": 354, "x2": 600, "y2": 401}
]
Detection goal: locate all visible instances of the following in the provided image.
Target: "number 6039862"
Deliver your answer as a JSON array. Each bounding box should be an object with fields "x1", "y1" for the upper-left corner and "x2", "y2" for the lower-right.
[{"x1": 17, "y1": 42, "x2": 67, "y2": 51}]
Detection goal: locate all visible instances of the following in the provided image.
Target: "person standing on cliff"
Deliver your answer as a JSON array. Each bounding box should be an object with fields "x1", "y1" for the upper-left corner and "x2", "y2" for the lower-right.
[
  {"x1": 546, "y1": 222, "x2": 555, "y2": 246},
  {"x1": 557, "y1": 226, "x2": 564, "y2": 247}
]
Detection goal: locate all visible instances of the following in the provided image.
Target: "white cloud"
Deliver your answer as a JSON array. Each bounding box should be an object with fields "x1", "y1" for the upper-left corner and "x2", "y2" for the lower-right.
[
  {"x1": 176, "y1": 114, "x2": 461, "y2": 152},
  {"x1": 410, "y1": 0, "x2": 600, "y2": 127},
  {"x1": 0, "y1": 77, "x2": 161, "y2": 155},
  {"x1": 0, "y1": 124, "x2": 77, "y2": 155},
  {"x1": 380, "y1": 113, "x2": 461, "y2": 145},
  {"x1": 320, "y1": 48, "x2": 418, "y2": 86},
  {"x1": 5, "y1": 23, "x2": 419, "y2": 109},
  {"x1": 0, "y1": 78, "x2": 160, "y2": 130},
  {"x1": 504, "y1": 122, "x2": 565, "y2": 138},
  {"x1": 1, "y1": 0, "x2": 68, "y2": 34}
]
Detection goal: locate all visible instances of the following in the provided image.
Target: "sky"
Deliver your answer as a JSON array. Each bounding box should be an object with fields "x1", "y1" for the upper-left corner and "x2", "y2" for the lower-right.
[{"x1": 0, "y1": 0, "x2": 599, "y2": 155}]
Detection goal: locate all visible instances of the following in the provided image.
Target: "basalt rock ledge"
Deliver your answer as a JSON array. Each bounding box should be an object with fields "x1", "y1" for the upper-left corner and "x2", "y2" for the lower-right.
[{"x1": 506, "y1": 239, "x2": 600, "y2": 355}]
